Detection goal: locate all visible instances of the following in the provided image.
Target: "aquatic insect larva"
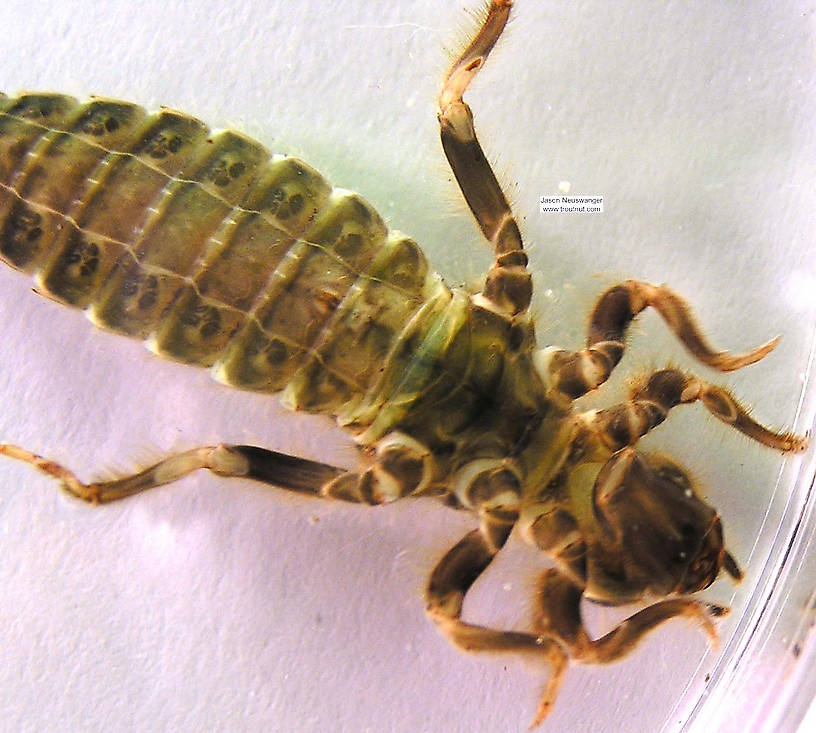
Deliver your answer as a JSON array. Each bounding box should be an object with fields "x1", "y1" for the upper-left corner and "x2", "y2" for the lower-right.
[{"x1": 0, "y1": 1, "x2": 811, "y2": 728}]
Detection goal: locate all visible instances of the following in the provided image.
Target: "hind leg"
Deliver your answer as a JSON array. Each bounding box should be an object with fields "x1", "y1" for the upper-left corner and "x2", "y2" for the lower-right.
[
  {"x1": 438, "y1": 0, "x2": 532, "y2": 317},
  {"x1": 0, "y1": 430, "x2": 435, "y2": 505}
]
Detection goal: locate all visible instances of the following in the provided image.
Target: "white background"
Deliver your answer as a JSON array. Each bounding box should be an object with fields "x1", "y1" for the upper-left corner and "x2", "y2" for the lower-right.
[{"x1": 0, "y1": 1, "x2": 814, "y2": 731}]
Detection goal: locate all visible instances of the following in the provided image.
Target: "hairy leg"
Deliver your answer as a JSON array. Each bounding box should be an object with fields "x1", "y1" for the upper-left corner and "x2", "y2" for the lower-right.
[
  {"x1": 438, "y1": 0, "x2": 531, "y2": 316},
  {"x1": 0, "y1": 430, "x2": 436, "y2": 504},
  {"x1": 540, "y1": 280, "x2": 779, "y2": 400},
  {"x1": 531, "y1": 568, "x2": 723, "y2": 726},
  {"x1": 426, "y1": 522, "x2": 570, "y2": 727},
  {"x1": 583, "y1": 367, "x2": 809, "y2": 453}
]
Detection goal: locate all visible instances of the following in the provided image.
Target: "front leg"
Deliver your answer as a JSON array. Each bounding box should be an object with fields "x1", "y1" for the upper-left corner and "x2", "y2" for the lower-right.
[
  {"x1": 532, "y1": 569, "x2": 724, "y2": 726},
  {"x1": 584, "y1": 368, "x2": 809, "y2": 453}
]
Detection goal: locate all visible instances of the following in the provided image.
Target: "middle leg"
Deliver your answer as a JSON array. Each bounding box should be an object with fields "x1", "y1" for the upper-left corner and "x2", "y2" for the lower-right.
[
  {"x1": 426, "y1": 521, "x2": 570, "y2": 727},
  {"x1": 540, "y1": 280, "x2": 780, "y2": 401}
]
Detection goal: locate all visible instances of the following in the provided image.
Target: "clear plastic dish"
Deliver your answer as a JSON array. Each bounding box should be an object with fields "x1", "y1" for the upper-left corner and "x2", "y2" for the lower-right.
[{"x1": 0, "y1": 2, "x2": 813, "y2": 731}]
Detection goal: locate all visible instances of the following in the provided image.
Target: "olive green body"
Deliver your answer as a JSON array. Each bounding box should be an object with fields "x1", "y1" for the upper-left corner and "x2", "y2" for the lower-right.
[{"x1": 0, "y1": 93, "x2": 549, "y2": 462}]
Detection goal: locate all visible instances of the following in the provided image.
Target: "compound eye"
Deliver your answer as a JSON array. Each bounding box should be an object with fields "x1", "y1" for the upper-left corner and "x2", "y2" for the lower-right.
[
  {"x1": 652, "y1": 458, "x2": 694, "y2": 493},
  {"x1": 671, "y1": 522, "x2": 702, "y2": 565}
]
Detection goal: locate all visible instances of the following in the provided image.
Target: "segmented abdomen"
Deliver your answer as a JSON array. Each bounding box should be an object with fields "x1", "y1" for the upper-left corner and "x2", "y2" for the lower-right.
[{"x1": 0, "y1": 92, "x2": 450, "y2": 421}]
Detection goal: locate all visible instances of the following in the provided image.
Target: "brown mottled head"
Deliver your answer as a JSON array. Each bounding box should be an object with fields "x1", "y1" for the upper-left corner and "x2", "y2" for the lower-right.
[{"x1": 584, "y1": 448, "x2": 742, "y2": 604}]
